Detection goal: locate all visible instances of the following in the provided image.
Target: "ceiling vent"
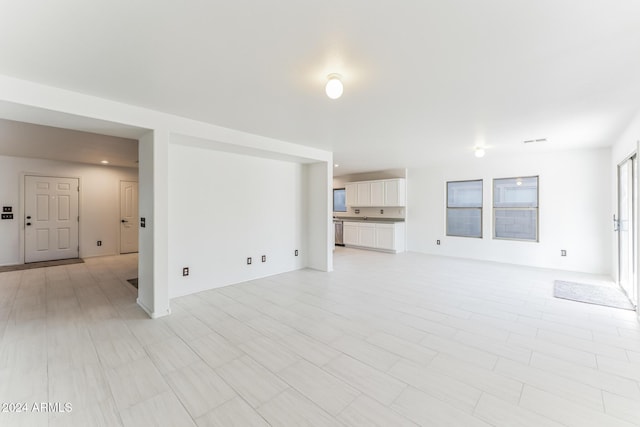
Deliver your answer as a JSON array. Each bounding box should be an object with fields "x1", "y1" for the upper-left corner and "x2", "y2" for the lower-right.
[{"x1": 523, "y1": 138, "x2": 547, "y2": 144}]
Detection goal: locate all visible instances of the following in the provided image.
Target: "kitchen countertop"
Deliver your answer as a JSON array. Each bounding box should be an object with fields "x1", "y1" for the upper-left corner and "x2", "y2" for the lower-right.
[{"x1": 334, "y1": 217, "x2": 405, "y2": 223}]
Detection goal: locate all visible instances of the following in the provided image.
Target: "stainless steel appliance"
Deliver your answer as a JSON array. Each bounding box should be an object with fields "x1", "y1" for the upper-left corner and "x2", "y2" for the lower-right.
[{"x1": 334, "y1": 219, "x2": 344, "y2": 246}]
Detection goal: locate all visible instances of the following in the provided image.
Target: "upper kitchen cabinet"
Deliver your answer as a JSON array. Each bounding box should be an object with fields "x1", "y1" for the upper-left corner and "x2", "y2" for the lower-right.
[
  {"x1": 384, "y1": 178, "x2": 406, "y2": 206},
  {"x1": 345, "y1": 178, "x2": 406, "y2": 207},
  {"x1": 357, "y1": 182, "x2": 371, "y2": 206},
  {"x1": 370, "y1": 181, "x2": 385, "y2": 206},
  {"x1": 345, "y1": 183, "x2": 357, "y2": 207}
]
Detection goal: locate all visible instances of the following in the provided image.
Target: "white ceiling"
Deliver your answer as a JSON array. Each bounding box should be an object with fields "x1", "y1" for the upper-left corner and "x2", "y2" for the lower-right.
[{"x1": 1, "y1": 1, "x2": 639, "y2": 174}]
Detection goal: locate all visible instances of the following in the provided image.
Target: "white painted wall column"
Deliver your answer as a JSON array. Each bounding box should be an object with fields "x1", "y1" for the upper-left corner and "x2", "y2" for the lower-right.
[
  {"x1": 138, "y1": 130, "x2": 170, "y2": 318},
  {"x1": 306, "y1": 161, "x2": 333, "y2": 272}
]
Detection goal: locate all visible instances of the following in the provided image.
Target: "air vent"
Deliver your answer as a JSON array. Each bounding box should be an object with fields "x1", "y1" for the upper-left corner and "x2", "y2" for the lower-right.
[{"x1": 523, "y1": 138, "x2": 547, "y2": 144}]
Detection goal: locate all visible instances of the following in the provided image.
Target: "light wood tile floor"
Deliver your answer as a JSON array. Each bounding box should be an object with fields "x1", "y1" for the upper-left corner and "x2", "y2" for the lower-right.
[{"x1": 0, "y1": 248, "x2": 639, "y2": 426}]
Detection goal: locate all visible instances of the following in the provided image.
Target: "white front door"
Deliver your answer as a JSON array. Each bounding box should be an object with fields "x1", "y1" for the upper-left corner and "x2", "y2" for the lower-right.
[
  {"x1": 25, "y1": 176, "x2": 79, "y2": 263},
  {"x1": 120, "y1": 181, "x2": 139, "y2": 254}
]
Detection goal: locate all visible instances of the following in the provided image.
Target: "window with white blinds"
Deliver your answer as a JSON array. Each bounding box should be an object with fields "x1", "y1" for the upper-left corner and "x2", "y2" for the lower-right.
[
  {"x1": 446, "y1": 180, "x2": 483, "y2": 238},
  {"x1": 493, "y1": 176, "x2": 539, "y2": 241}
]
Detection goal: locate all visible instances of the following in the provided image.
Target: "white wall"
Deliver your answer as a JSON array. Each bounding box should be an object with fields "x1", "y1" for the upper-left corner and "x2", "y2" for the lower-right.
[
  {"x1": 167, "y1": 143, "x2": 308, "y2": 298},
  {"x1": 611, "y1": 110, "x2": 640, "y2": 165},
  {"x1": 0, "y1": 154, "x2": 138, "y2": 266},
  {"x1": 407, "y1": 148, "x2": 611, "y2": 275}
]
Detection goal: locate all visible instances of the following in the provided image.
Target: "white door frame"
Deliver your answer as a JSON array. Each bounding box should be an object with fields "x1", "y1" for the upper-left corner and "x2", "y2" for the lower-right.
[{"x1": 20, "y1": 173, "x2": 82, "y2": 264}]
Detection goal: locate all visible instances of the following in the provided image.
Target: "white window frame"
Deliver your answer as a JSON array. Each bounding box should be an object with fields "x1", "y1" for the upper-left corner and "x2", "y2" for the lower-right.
[
  {"x1": 493, "y1": 176, "x2": 539, "y2": 242},
  {"x1": 446, "y1": 179, "x2": 483, "y2": 238}
]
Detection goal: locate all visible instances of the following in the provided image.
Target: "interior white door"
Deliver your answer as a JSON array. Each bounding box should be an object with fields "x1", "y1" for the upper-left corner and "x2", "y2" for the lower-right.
[
  {"x1": 25, "y1": 176, "x2": 79, "y2": 263},
  {"x1": 120, "y1": 181, "x2": 139, "y2": 254}
]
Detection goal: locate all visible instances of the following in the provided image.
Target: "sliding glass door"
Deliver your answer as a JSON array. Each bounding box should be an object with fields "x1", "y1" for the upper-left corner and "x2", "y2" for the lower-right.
[{"x1": 617, "y1": 154, "x2": 637, "y2": 307}]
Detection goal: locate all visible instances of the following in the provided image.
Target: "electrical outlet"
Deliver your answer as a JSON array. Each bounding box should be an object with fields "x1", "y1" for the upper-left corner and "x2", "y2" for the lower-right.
[
  {"x1": 97, "y1": 240, "x2": 102, "y2": 246},
  {"x1": 1, "y1": 213, "x2": 13, "y2": 220},
  {"x1": 2, "y1": 206, "x2": 11, "y2": 212},
  {"x1": 247, "y1": 257, "x2": 252, "y2": 265},
  {"x1": 182, "y1": 267, "x2": 189, "y2": 276},
  {"x1": 355, "y1": 209, "x2": 360, "y2": 214},
  {"x1": 437, "y1": 240, "x2": 440, "y2": 245},
  {"x1": 295, "y1": 249, "x2": 299, "y2": 256},
  {"x1": 380, "y1": 209, "x2": 384, "y2": 214},
  {"x1": 561, "y1": 250, "x2": 567, "y2": 257},
  {"x1": 262, "y1": 255, "x2": 266, "y2": 262}
]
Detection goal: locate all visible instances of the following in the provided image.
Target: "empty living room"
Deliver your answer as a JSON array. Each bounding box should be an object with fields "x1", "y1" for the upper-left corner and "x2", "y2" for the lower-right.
[{"x1": 0, "y1": 1, "x2": 639, "y2": 426}]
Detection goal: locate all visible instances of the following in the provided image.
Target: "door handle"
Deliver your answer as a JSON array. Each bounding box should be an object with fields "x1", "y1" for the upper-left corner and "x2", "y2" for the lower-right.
[
  {"x1": 614, "y1": 214, "x2": 620, "y2": 232},
  {"x1": 121, "y1": 219, "x2": 128, "y2": 223}
]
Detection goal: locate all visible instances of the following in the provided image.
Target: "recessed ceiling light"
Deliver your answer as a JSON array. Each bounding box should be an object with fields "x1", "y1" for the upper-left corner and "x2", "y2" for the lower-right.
[
  {"x1": 100, "y1": 160, "x2": 109, "y2": 164},
  {"x1": 474, "y1": 147, "x2": 486, "y2": 158},
  {"x1": 334, "y1": 164, "x2": 339, "y2": 168}
]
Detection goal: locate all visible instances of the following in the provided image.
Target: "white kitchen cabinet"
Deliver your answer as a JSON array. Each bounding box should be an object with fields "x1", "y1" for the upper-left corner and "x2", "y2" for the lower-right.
[
  {"x1": 342, "y1": 221, "x2": 405, "y2": 253},
  {"x1": 384, "y1": 179, "x2": 406, "y2": 206},
  {"x1": 345, "y1": 183, "x2": 358, "y2": 207},
  {"x1": 344, "y1": 178, "x2": 406, "y2": 207},
  {"x1": 358, "y1": 223, "x2": 376, "y2": 247},
  {"x1": 356, "y1": 182, "x2": 371, "y2": 206},
  {"x1": 343, "y1": 222, "x2": 359, "y2": 245},
  {"x1": 375, "y1": 224, "x2": 395, "y2": 249},
  {"x1": 370, "y1": 181, "x2": 385, "y2": 206}
]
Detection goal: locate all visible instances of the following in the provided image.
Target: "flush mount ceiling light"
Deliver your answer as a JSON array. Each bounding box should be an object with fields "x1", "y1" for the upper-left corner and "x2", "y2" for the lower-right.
[
  {"x1": 474, "y1": 147, "x2": 486, "y2": 158},
  {"x1": 100, "y1": 160, "x2": 109, "y2": 164},
  {"x1": 325, "y1": 74, "x2": 343, "y2": 99}
]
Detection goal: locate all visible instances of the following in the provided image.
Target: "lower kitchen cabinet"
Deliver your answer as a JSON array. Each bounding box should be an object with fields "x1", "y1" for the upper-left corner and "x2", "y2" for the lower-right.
[
  {"x1": 358, "y1": 223, "x2": 376, "y2": 247},
  {"x1": 375, "y1": 224, "x2": 395, "y2": 249},
  {"x1": 342, "y1": 221, "x2": 405, "y2": 253},
  {"x1": 344, "y1": 222, "x2": 359, "y2": 245}
]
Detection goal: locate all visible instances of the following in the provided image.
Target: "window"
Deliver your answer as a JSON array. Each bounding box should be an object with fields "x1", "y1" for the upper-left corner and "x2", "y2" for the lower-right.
[
  {"x1": 446, "y1": 180, "x2": 483, "y2": 238},
  {"x1": 333, "y1": 188, "x2": 346, "y2": 212},
  {"x1": 493, "y1": 176, "x2": 538, "y2": 241}
]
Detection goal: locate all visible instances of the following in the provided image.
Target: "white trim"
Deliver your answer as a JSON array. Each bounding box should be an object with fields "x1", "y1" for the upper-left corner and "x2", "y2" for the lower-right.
[{"x1": 137, "y1": 298, "x2": 171, "y2": 319}]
